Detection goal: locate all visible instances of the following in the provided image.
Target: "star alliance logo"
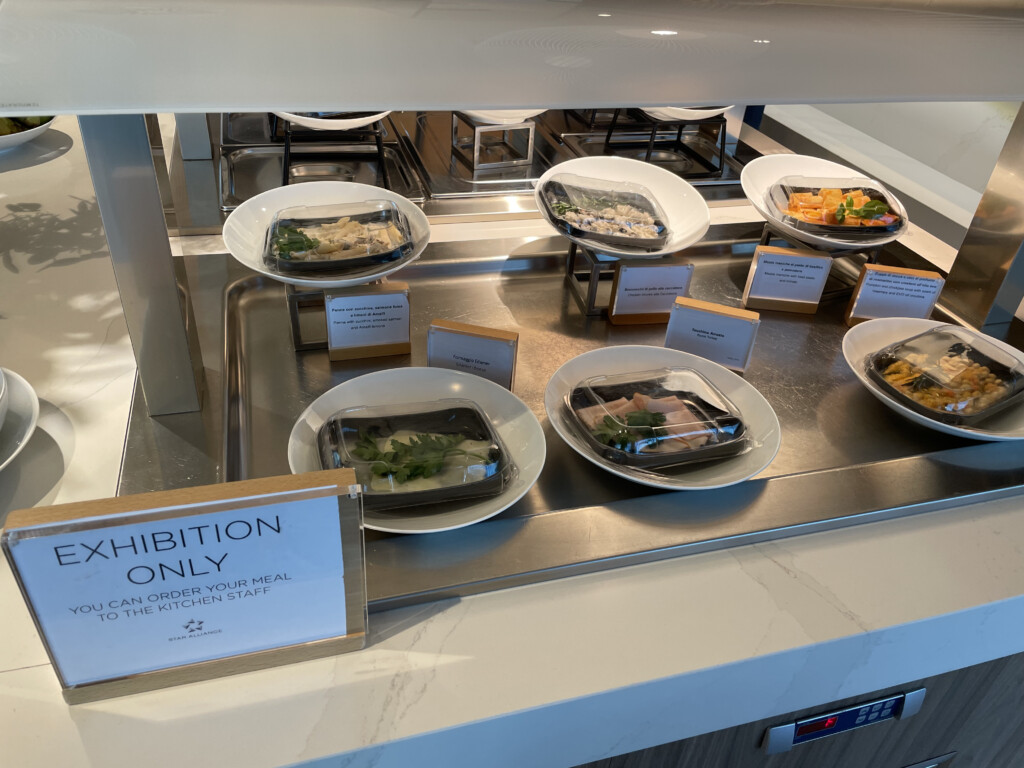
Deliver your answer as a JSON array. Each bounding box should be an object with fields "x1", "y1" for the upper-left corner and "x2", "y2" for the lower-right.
[{"x1": 169, "y1": 617, "x2": 222, "y2": 642}]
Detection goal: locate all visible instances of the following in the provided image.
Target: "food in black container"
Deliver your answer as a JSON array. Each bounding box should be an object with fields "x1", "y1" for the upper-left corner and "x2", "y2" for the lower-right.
[
  {"x1": 316, "y1": 399, "x2": 516, "y2": 512},
  {"x1": 766, "y1": 175, "x2": 907, "y2": 238},
  {"x1": 564, "y1": 368, "x2": 748, "y2": 470},
  {"x1": 539, "y1": 173, "x2": 671, "y2": 250},
  {"x1": 866, "y1": 325, "x2": 1024, "y2": 425},
  {"x1": 264, "y1": 200, "x2": 412, "y2": 274}
]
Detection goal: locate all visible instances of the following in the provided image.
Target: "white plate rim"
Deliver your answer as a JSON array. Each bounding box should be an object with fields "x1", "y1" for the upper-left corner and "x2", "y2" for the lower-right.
[
  {"x1": 642, "y1": 106, "x2": 734, "y2": 122},
  {"x1": 740, "y1": 154, "x2": 907, "y2": 250},
  {"x1": 534, "y1": 156, "x2": 711, "y2": 259},
  {"x1": 0, "y1": 368, "x2": 40, "y2": 473},
  {"x1": 842, "y1": 318, "x2": 1024, "y2": 441},
  {"x1": 272, "y1": 111, "x2": 391, "y2": 131},
  {"x1": 222, "y1": 181, "x2": 430, "y2": 289},
  {"x1": 287, "y1": 368, "x2": 546, "y2": 533},
  {"x1": 544, "y1": 345, "x2": 781, "y2": 489},
  {"x1": 0, "y1": 117, "x2": 56, "y2": 153},
  {"x1": 461, "y1": 109, "x2": 547, "y2": 125}
]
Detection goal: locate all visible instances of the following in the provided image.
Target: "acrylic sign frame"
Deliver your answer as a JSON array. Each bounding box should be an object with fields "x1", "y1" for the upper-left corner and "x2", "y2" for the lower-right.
[{"x1": 1, "y1": 469, "x2": 366, "y2": 704}]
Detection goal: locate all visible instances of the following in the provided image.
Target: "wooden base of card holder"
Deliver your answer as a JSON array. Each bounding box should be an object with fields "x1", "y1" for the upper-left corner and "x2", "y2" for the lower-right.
[
  {"x1": 328, "y1": 341, "x2": 411, "y2": 362},
  {"x1": 743, "y1": 296, "x2": 819, "y2": 314}
]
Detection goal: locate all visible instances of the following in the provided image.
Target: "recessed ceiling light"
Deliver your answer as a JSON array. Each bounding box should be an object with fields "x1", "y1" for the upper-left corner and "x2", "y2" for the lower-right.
[
  {"x1": 598, "y1": 13, "x2": 611, "y2": 17},
  {"x1": 651, "y1": 30, "x2": 678, "y2": 36}
]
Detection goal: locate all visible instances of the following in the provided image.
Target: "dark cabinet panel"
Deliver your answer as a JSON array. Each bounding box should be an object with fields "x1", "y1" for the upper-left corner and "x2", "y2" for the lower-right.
[{"x1": 576, "y1": 652, "x2": 1024, "y2": 768}]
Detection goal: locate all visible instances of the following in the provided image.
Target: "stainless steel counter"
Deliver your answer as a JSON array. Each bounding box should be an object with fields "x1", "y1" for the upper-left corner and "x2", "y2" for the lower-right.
[{"x1": 120, "y1": 222, "x2": 1024, "y2": 612}]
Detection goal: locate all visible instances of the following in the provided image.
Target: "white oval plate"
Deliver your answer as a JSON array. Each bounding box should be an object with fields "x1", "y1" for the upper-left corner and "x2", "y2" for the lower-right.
[
  {"x1": 843, "y1": 318, "x2": 1024, "y2": 441},
  {"x1": 642, "y1": 106, "x2": 733, "y2": 122},
  {"x1": 461, "y1": 109, "x2": 547, "y2": 125},
  {"x1": 0, "y1": 369, "x2": 40, "y2": 473},
  {"x1": 222, "y1": 181, "x2": 430, "y2": 289},
  {"x1": 0, "y1": 117, "x2": 55, "y2": 153},
  {"x1": 288, "y1": 368, "x2": 546, "y2": 534},
  {"x1": 545, "y1": 346, "x2": 781, "y2": 490},
  {"x1": 740, "y1": 154, "x2": 907, "y2": 250},
  {"x1": 272, "y1": 111, "x2": 391, "y2": 131},
  {"x1": 534, "y1": 156, "x2": 711, "y2": 259}
]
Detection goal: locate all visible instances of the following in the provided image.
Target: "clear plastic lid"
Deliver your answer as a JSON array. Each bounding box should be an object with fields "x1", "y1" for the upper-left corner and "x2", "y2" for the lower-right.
[
  {"x1": 264, "y1": 199, "x2": 412, "y2": 274},
  {"x1": 540, "y1": 173, "x2": 671, "y2": 249},
  {"x1": 866, "y1": 325, "x2": 1024, "y2": 425},
  {"x1": 565, "y1": 368, "x2": 748, "y2": 469},
  {"x1": 316, "y1": 399, "x2": 515, "y2": 511},
  {"x1": 766, "y1": 176, "x2": 907, "y2": 238}
]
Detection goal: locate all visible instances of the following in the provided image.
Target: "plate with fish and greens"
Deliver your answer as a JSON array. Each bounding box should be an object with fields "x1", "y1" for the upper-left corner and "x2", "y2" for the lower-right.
[
  {"x1": 545, "y1": 345, "x2": 780, "y2": 489},
  {"x1": 288, "y1": 368, "x2": 545, "y2": 533}
]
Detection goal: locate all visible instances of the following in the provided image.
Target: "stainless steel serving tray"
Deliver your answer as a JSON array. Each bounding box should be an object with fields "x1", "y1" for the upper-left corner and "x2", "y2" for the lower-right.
[{"x1": 123, "y1": 224, "x2": 1024, "y2": 613}]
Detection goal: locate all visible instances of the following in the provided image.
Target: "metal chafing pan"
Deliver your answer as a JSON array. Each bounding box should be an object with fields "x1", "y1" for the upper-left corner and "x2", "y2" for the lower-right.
[{"x1": 123, "y1": 222, "x2": 1024, "y2": 613}]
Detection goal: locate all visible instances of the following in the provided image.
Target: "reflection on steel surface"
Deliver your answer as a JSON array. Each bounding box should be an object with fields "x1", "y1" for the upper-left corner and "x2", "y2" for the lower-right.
[
  {"x1": 80, "y1": 115, "x2": 202, "y2": 416},
  {"x1": 942, "y1": 104, "x2": 1024, "y2": 337},
  {"x1": 114, "y1": 231, "x2": 1024, "y2": 611}
]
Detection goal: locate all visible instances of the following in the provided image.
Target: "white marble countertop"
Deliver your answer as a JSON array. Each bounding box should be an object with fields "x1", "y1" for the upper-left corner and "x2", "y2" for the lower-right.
[
  {"x1": 2, "y1": 116, "x2": 1024, "y2": 768},
  {"x1": 0, "y1": 116, "x2": 136, "y2": 518},
  {"x1": 3, "y1": 494, "x2": 1024, "y2": 768}
]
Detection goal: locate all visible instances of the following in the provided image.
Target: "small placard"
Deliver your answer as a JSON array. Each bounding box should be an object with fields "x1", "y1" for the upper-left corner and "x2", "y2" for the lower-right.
[
  {"x1": 1, "y1": 470, "x2": 366, "y2": 703},
  {"x1": 325, "y1": 281, "x2": 411, "y2": 361},
  {"x1": 845, "y1": 264, "x2": 945, "y2": 326},
  {"x1": 608, "y1": 261, "x2": 695, "y2": 325},
  {"x1": 742, "y1": 245, "x2": 832, "y2": 313},
  {"x1": 427, "y1": 319, "x2": 519, "y2": 389},
  {"x1": 665, "y1": 297, "x2": 761, "y2": 371}
]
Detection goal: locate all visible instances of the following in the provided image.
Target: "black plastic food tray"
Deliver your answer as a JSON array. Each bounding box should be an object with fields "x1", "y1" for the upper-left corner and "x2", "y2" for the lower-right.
[
  {"x1": 265, "y1": 208, "x2": 412, "y2": 275},
  {"x1": 866, "y1": 348, "x2": 1024, "y2": 426},
  {"x1": 316, "y1": 405, "x2": 509, "y2": 511},
  {"x1": 565, "y1": 379, "x2": 747, "y2": 469},
  {"x1": 540, "y1": 180, "x2": 669, "y2": 250}
]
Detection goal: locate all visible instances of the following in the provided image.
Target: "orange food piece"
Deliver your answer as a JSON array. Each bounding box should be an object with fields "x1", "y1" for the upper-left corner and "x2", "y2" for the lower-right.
[{"x1": 777, "y1": 185, "x2": 899, "y2": 228}]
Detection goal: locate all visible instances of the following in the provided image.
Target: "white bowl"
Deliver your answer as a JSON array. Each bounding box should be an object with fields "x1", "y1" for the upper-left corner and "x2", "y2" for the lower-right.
[
  {"x1": 461, "y1": 109, "x2": 547, "y2": 125},
  {"x1": 740, "y1": 153, "x2": 909, "y2": 250},
  {"x1": 642, "y1": 106, "x2": 734, "y2": 122},
  {"x1": 842, "y1": 318, "x2": 1024, "y2": 441},
  {"x1": 0, "y1": 117, "x2": 56, "y2": 153},
  {"x1": 272, "y1": 111, "x2": 391, "y2": 131},
  {"x1": 0, "y1": 368, "x2": 8, "y2": 431}
]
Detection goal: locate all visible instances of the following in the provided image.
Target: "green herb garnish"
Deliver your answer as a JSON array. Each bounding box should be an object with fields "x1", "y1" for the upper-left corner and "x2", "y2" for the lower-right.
[
  {"x1": 551, "y1": 200, "x2": 579, "y2": 217},
  {"x1": 350, "y1": 430, "x2": 491, "y2": 484},
  {"x1": 834, "y1": 195, "x2": 890, "y2": 224},
  {"x1": 273, "y1": 225, "x2": 320, "y2": 259},
  {"x1": 591, "y1": 409, "x2": 667, "y2": 452}
]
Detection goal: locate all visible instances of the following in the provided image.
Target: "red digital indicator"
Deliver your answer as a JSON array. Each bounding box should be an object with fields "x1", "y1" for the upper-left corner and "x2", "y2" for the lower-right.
[{"x1": 795, "y1": 715, "x2": 839, "y2": 737}]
